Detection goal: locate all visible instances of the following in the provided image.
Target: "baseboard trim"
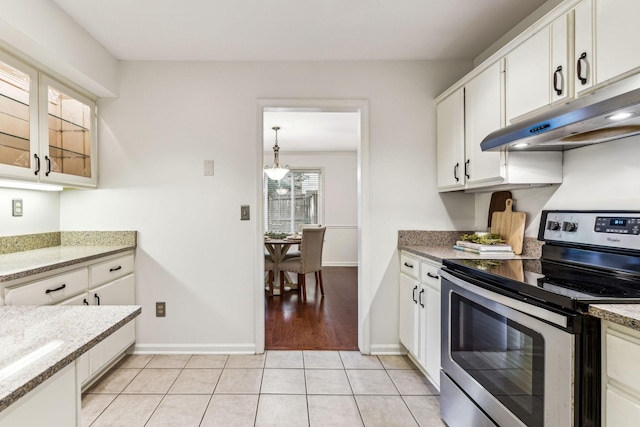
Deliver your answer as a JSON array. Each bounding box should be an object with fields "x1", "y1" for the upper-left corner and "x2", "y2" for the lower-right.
[
  {"x1": 323, "y1": 262, "x2": 358, "y2": 267},
  {"x1": 133, "y1": 343, "x2": 257, "y2": 354},
  {"x1": 368, "y1": 344, "x2": 405, "y2": 355}
]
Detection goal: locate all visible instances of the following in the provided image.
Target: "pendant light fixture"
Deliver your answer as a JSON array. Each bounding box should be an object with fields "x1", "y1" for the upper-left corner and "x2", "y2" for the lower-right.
[{"x1": 264, "y1": 126, "x2": 289, "y2": 181}]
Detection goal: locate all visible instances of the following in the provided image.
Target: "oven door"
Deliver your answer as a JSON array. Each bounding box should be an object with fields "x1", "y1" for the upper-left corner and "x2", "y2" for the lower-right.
[{"x1": 440, "y1": 270, "x2": 575, "y2": 427}]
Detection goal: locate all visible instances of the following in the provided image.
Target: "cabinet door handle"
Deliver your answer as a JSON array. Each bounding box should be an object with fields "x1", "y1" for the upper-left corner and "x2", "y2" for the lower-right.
[
  {"x1": 109, "y1": 266, "x2": 122, "y2": 272},
  {"x1": 553, "y1": 66, "x2": 563, "y2": 95},
  {"x1": 45, "y1": 283, "x2": 66, "y2": 294},
  {"x1": 83, "y1": 299, "x2": 89, "y2": 306},
  {"x1": 403, "y1": 262, "x2": 414, "y2": 269},
  {"x1": 454, "y1": 163, "x2": 459, "y2": 182},
  {"x1": 419, "y1": 289, "x2": 424, "y2": 308},
  {"x1": 412, "y1": 285, "x2": 418, "y2": 303},
  {"x1": 45, "y1": 155, "x2": 51, "y2": 176},
  {"x1": 34, "y1": 154, "x2": 40, "y2": 175},
  {"x1": 464, "y1": 159, "x2": 470, "y2": 179},
  {"x1": 94, "y1": 293, "x2": 101, "y2": 305},
  {"x1": 577, "y1": 52, "x2": 588, "y2": 85},
  {"x1": 427, "y1": 272, "x2": 440, "y2": 279}
]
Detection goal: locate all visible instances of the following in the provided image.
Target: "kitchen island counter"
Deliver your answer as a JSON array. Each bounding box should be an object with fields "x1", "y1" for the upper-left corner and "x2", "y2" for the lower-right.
[{"x1": 0, "y1": 305, "x2": 141, "y2": 414}]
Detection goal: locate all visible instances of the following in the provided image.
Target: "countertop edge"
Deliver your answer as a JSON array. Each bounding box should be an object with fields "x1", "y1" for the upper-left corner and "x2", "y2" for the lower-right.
[
  {"x1": 398, "y1": 245, "x2": 539, "y2": 263},
  {"x1": 0, "y1": 246, "x2": 136, "y2": 283},
  {"x1": 588, "y1": 304, "x2": 640, "y2": 331},
  {"x1": 0, "y1": 306, "x2": 141, "y2": 413}
]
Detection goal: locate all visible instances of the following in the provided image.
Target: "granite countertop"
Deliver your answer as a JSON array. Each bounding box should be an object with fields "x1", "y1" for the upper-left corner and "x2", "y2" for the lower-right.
[
  {"x1": 589, "y1": 304, "x2": 640, "y2": 330},
  {"x1": 399, "y1": 245, "x2": 539, "y2": 263},
  {"x1": 0, "y1": 245, "x2": 135, "y2": 283},
  {"x1": 0, "y1": 305, "x2": 141, "y2": 413}
]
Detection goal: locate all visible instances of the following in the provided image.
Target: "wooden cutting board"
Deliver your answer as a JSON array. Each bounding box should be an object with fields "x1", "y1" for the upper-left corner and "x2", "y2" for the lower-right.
[
  {"x1": 487, "y1": 191, "x2": 512, "y2": 228},
  {"x1": 490, "y1": 198, "x2": 526, "y2": 255}
]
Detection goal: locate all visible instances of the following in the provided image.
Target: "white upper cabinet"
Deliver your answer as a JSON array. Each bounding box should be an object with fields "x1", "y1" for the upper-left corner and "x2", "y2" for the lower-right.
[
  {"x1": 574, "y1": 0, "x2": 595, "y2": 94},
  {"x1": 0, "y1": 49, "x2": 97, "y2": 188},
  {"x1": 505, "y1": 12, "x2": 571, "y2": 123},
  {"x1": 506, "y1": 27, "x2": 552, "y2": 122},
  {"x1": 594, "y1": 0, "x2": 640, "y2": 86},
  {"x1": 436, "y1": 88, "x2": 465, "y2": 190},
  {"x1": 465, "y1": 61, "x2": 504, "y2": 187}
]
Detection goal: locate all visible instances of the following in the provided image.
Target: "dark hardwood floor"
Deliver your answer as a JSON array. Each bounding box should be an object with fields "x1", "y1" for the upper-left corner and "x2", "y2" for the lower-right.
[{"x1": 265, "y1": 266, "x2": 358, "y2": 350}]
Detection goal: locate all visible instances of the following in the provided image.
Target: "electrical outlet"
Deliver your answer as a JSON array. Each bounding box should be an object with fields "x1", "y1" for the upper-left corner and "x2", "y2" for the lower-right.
[
  {"x1": 241, "y1": 205, "x2": 250, "y2": 220},
  {"x1": 12, "y1": 199, "x2": 23, "y2": 217},
  {"x1": 156, "y1": 302, "x2": 166, "y2": 317}
]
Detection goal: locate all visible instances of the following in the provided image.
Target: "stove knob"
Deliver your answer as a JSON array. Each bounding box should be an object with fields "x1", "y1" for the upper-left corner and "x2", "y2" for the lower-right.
[
  {"x1": 562, "y1": 221, "x2": 578, "y2": 232},
  {"x1": 547, "y1": 221, "x2": 561, "y2": 231}
]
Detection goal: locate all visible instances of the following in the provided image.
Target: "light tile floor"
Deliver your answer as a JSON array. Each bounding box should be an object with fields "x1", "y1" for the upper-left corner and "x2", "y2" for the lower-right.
[{"x1": 82, "y1": 351, "x2": 445, "y2": 427}]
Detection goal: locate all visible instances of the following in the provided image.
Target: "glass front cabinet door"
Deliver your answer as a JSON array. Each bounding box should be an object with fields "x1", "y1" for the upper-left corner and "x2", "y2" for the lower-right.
[{"x1": 0, "y1": 50, "x2": 97, "y2": 188}]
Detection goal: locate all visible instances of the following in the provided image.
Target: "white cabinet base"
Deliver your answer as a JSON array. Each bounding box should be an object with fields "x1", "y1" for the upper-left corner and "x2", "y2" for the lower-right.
[{"x1": 0, "y1": 363, "x2": 78, "y2": 427}]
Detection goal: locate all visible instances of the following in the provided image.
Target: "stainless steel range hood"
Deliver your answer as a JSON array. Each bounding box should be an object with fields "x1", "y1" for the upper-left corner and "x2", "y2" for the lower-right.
[{"x1": 481, "y1": 75, "x2": 640, "y2": 152}]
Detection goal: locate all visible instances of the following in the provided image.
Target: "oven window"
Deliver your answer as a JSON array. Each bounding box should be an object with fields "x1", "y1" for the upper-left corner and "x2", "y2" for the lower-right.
[{"x1": 451, "y1": 294, "x2": 545, "y2": 427}]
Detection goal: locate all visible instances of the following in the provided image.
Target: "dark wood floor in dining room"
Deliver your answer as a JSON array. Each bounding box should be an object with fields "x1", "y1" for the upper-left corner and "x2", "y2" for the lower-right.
[{"x1": 265, "y1": 266, "x2": 359, "y2": 350}]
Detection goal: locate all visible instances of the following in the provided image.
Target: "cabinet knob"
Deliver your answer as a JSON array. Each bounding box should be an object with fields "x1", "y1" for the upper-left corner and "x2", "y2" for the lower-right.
[
  {"x1": 34, "y1": 154, "x2": 40, "y2": 175},
  {"x1": 45, "y1": 283, "x2": 66, "y2": 294},
  {"x1": 553, "y1": 66, "x2": 563, "y2": 96},
  {"x1": 577, "y1": 52, "x2": 588, "y2": 85}
]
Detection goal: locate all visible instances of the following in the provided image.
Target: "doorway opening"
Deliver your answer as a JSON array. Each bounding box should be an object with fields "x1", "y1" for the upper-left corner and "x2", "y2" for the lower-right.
[{"x1": 254, "y1": 99, "x2": 370, "y2": 353}]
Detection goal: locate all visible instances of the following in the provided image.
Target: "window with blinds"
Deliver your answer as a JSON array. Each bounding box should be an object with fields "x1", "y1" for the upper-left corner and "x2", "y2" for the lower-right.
[{"x1": 264, "y1": 169, "x2": 322, "y2": 233}]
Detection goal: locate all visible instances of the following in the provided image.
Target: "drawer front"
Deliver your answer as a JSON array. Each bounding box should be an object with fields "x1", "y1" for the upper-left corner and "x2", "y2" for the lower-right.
[
  {"x1": 420, "y1": 259, "x2": 442, "y2": 288},
  {"x1": 400, "y1": 253, "x2": 420, "y2": 279},
  {"x1": 89, "y1": 254, "x2": 134, "y2": 288},
  {"x1": 5, "y1": 269, "x2": 88, "y2": 306}
]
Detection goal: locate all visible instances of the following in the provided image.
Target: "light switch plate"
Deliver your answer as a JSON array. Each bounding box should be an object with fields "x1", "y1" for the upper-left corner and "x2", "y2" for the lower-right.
[
  {"x1": 12, "y1": 199, "x2": 23, "y2": 217},
  {"x1": 204, "y1": 160, "x2": 214, "y2": 176},
  {"x1": 241, "y1": 205, "x2": 250, "y2": 220}
]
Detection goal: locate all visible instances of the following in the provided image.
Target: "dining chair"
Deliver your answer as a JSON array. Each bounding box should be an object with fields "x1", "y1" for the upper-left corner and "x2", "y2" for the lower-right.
[
  {"x1": 283, "y1": 224, "x2": 321, "y2": 260},
  {"x1": 265, "y1": 257, "x2": 275, "y2": 296},
  {"x1": 277, "y1": 226, "x2": 326, "y2": 302}
]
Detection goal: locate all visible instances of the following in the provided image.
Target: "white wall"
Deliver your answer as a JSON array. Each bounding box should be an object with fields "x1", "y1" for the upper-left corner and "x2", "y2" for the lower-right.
[
  {"x1": 0, "y1": 188, "x2": 59, "y2": 236},
  {"x1": 0, "y1": 0, "x2": 118, "y2": 97},
  {"x1": 265, "y1": 151, "x2": 358, "y2": 266},
  {"x1": 474, "y1": 135, "x2": 640, "y2": 236},
  {"x1": 59, "y1": 60, "x2": 473, "y2": 353}
]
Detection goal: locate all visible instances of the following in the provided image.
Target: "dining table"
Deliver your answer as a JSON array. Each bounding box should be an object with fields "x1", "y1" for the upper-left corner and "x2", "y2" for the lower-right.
[{"x1": 264, "y1": 236, "x2": 301, "y2": 296}]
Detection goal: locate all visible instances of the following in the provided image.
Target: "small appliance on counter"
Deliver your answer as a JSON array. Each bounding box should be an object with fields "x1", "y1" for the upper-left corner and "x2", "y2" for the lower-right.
[{"x1": 440, "y1": 210, "x2": 640, "y2": 427}]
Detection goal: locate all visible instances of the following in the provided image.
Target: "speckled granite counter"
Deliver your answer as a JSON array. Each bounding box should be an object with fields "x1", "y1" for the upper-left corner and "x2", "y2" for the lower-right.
[
  {"x1": 400, "y1": 245, "x2": 540, "y2": 263},
  {"x1": 0, "y1": 245, "x2": 135, "y2": 283},
  {"x1": 589, "y1": 304, "x2": 640, "y2": 331},
  {"x1": 0, "y1": 305, "x2": 141, "y2": 413}
]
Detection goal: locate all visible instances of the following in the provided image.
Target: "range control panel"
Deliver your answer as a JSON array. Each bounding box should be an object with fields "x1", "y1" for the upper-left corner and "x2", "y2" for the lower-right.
[{"x1": 540, "y1": 211, "x2": 640, "y2": 250}]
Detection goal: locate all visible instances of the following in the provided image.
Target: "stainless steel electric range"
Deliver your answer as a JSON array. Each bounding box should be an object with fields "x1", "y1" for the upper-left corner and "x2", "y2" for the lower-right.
[{"x1": 440, "y1": 210, "x2": 640, "y2": 427}]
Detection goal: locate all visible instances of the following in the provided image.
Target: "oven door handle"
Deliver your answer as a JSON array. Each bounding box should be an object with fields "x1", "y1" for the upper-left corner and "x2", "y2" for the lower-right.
[{"x1": 441, "y1": 270, "x2": 569, "y2": 328}]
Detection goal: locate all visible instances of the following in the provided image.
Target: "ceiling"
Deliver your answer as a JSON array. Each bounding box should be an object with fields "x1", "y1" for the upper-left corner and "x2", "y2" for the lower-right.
[
  {"x1": 52, "y1": 0, "x2": 548, "y2": 62},
  {"x1": 51, "y1": 0, "x2": 549, "y2": 152},
  {"x1": 263, "y1": 111, "x2": 360, "y2": 153}
]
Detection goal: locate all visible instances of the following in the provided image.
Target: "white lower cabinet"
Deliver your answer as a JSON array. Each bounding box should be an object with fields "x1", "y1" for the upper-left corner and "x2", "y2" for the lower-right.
[
  {"x1": 2, "y1": 252, "x2": 135, "y2": 389},
  {"x1": 0, "y1": 363, "x2": 78, "y2": 427},
  {"x1": 602, "y1": 320, "x2": 640, "y2": 426},
  {"x1": 399, "y1": 251, "x2": 442, "y2": 389}
]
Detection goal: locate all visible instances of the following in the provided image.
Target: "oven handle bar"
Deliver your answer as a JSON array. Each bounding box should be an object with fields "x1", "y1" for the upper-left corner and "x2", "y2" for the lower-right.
[{"x1": 440, "y1": 270, "x2": 568, "y2": 328}]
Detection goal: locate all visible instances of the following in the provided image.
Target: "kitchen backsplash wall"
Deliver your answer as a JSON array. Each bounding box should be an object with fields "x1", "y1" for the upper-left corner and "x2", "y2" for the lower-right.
[
  {"x1": 475, "y1": 134, "x2": 640, "y2": 237},
  {"x1": 0, "y1": 188, "x2": 60, "y2": 238}
]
